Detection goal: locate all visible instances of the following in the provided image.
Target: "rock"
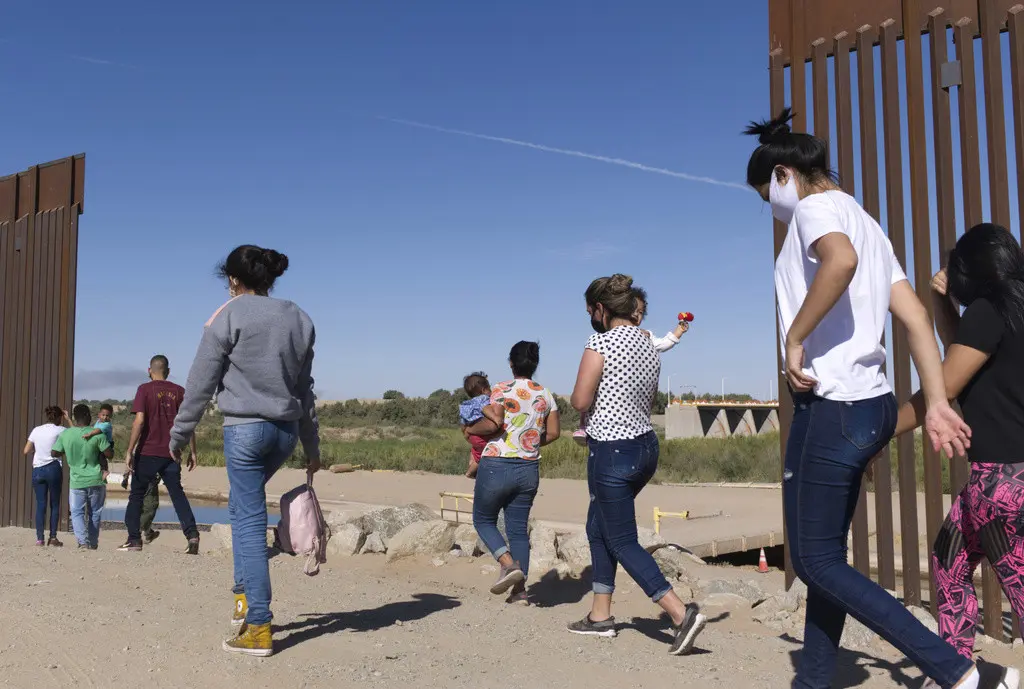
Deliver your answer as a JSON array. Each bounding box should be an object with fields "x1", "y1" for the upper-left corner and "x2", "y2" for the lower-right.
[
  {"x1": 556, "y1": 531, "x2": 592, "y2": 573},
  {"x1": 360, "y1": 532, "x2": 386, "y2": 554},
  {"x1": 701, "y1": 579, "x2": 767, "y2": 606},
  {"x1": 452, "y1": 523, "x2": 481, "y2": 556},
  {"x1": 386, "y1": 520, "x2": 457, "y2": 562},
  {"x1": 529, "y1": 524, "x2": 559, "y2": 574},
  {"x1": 638, "y1": 527, "x2": 666, "y2": 552},
  {"x1": 840, "y1": 616, "x2": 877, "y2": 649},
  {"x1": 907, "y1": 605, "x2": 938, "y2": 634},
  {"x1": 210, "y1": 524, "x2": 233, "y2": 550},
  {"x1": 326, "y1": 523, "x2": 365, "y2": 557},
  {"x1": 752, "y1": 591, "x2": 802, "y2": 623},
  {"x1": 701, "y1": 592, "x2": 752, "y2": 609},
  {"x1": 431, "y1": 558, "x2": 446, "y2": 567},
  {"x1": 350, "y1": 504, "x2": 437, "y2": 547},
  {"x1": 653, "y1": 547, "x2": 696, "y2": 584}
]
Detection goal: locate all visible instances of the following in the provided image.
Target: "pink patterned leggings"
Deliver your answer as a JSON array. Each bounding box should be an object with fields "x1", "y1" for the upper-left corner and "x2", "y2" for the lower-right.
[{"x1": 932, "y1": 461, "x2": 1024, "y2": 658}]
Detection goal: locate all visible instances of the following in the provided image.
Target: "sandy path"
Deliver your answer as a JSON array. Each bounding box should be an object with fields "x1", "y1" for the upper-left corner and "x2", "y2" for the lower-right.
[{"x1": 1, "y1": 527, "x2": 1013, "y2": 688}]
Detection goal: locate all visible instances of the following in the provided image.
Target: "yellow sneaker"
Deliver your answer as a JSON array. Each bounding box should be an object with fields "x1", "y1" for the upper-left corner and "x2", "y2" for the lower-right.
[
  {"x1": 231, "y1": 594, "x2": 247, "y2": 627},
  {"x1": 222, "y1": 623, "x2": 272, "y2": 657}
]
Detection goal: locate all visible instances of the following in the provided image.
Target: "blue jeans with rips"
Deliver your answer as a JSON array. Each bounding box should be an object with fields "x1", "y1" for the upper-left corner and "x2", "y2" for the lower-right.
[
  {"x1": 225, "y1": 420, "x2": 297, "y2": 626},
  {"x1": 785, "y1": 392, "x2": 972, "y2": 689}
]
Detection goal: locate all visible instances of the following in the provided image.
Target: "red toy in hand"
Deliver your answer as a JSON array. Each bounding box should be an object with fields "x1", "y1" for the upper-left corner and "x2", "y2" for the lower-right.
[{"x1": 678, "y1": 311, "x2": 695, "y2": 322}]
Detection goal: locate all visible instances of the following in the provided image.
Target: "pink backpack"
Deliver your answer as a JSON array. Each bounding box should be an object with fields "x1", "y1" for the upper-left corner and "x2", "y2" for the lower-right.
[{"x1": 274, "y1": 476, "x2": 331, "y2": 576}]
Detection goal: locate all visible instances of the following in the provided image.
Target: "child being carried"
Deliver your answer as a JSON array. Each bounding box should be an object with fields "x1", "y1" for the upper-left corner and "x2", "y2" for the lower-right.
[{"x1": 459, "y1": 372, "x2": 503, "y2": 478}]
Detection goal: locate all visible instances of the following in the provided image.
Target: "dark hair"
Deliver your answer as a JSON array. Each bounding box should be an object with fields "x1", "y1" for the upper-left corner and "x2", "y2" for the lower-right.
[
  {"x1": 71, "y1": 404, "x2": 91, "y2": 425},
  {"x1": 947, "y1": 223, "x2": 1024, "y2": 332},
  {"x1": 509, "y1": 341, "x2": 540, "y2": 379},
  {"x1": 631, "y1": 286, "x2": 649, "y2": 324},
  {"x1": 150, "y1": 355, "x2": 169, "y2": 374},
  {"x1": 217, "y1": 244, "x2": 290, "y2": 294},
  {"x1": 463, "y1": 372, "x2": 490, "y2": 397},
  {"x1": 44, "y1": 406, "x2": 63, "y2": 425},
  {"x1": 585, "y1": 274, "x2": 640, "y2": 320},
  {"x1": 99, "y1": 403, "x2": 114, "y2": 414},
  {"x1": 744, "y1": 107, "x2": 837, "y2": 188}
]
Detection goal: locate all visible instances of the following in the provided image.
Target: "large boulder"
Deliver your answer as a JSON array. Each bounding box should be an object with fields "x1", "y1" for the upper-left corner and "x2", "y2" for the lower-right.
[
  {"x1": 452, "y1": 523, "x2": 482, "y2": 556},
  {"x1": 386, "y1": 520, "x2": 458, "y2": 562},
  {"x1": 326, "y1": 523, "x2": 366, "y2": 557},
  {"x1": 528, "y1": 523, "x2": 559, "y2": 574},
  {"x1": 638, "y1": 527, "x2": 666, "y2": 552},
  {"x1": 701, "y1": 579, "x2": 767, "y2": 606},
  {"x1": 353, "y1": 504, "x2": 437, "y2": 547},
  {"x1": 360, "y1": 532, "x2": 386, "y2": 555},
  {"x1": 653, "y1": 547, "x2": 697, "y2": 584},
  {"x1": 210, "y1": 523, "x2": 233, "y2": 550},
  {"x1": 556, "y1": 531, "x2": 592, "y2": 573}
]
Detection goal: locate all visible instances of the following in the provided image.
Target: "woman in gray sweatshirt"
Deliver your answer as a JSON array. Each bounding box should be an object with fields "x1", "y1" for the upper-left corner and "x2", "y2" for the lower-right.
[{"x1": 169, "y1": 244, "x2": 320, "y2": 658}]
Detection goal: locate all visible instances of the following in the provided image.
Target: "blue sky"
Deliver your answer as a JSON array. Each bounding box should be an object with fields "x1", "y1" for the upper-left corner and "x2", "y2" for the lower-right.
[{"x1": 4, "y1": 1, "x2": 782, "y2": 401}]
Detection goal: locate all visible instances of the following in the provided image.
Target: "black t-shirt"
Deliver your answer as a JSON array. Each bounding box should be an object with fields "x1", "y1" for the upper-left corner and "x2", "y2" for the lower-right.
[{"x1": 955, "y1": 298, "x2": 1024, "y2": 464}]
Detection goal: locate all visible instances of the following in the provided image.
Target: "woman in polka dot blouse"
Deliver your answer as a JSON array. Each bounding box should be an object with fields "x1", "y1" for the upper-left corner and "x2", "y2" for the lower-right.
[{"x1": 565, "y1": 274, "x2": 706, "y2": 656}]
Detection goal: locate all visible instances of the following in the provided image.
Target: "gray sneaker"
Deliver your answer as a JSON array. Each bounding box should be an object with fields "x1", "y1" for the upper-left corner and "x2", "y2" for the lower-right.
[
  {"x1": 669, "y1": 604, "x2": 707, "y2": 656},
  {"x1": 489, "y1": 562, "x2": 525, "y2": 595},
  {"x1": 567, "y1": 615, "x2": 618, "y2": 638}
]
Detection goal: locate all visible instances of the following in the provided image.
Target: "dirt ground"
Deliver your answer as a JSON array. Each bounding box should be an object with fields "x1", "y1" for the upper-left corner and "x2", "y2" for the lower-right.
[{"x1": 1, "y1": 527, "x2": 1016, "y2": 688}]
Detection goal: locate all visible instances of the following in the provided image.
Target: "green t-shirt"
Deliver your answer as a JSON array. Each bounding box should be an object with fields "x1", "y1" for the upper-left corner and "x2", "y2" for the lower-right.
[{"x1": 53, "y1": 428, "x2": 110, "y2": 489}]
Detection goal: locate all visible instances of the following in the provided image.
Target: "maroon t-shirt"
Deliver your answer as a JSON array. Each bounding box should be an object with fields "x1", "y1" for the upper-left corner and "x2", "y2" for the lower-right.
[{"x1": 132, "y1": 380, "x2": 186, "y2": 458}]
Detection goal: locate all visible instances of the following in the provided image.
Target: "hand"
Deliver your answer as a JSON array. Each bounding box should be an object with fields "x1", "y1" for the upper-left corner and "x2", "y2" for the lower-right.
[
  {"x1": 102, "y1": 470, "x2": 110, "y2": 481},
  {"x1": 677, "y1": 321, "x2": 690, "y2": 335},
  {"x1": 171, "y1": 447, "x2": 183, "y2": 465},
  {"x1": 83, "y1": 429, "x2": 101, "y2": 439},
  {"x1": 307, "y1": 456, "x2": 322, "y2": 475},
  {"x1": 784, "y1": 340, "x2": 818, "y2": 392},
  {"x1": 461, "y1": 425, "x2": 470, "y2": 439},
  {"x1": 924, "y1": 400, "x2": 971, "y2": 458},
  {"x1": 187, "y1": 451, "x2": 197, "y2": 472},
  {"x1": 125, "y1": 451, "x2": 135, "y2": 471},
  {"x1": 930, "y1": 268, "x2": 948, "y2": 296}
]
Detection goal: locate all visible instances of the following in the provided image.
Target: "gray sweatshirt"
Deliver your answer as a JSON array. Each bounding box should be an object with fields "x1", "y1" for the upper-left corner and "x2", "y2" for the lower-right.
[{"x1": 169, "y1": 294, "x2": 320, "y2": 459}]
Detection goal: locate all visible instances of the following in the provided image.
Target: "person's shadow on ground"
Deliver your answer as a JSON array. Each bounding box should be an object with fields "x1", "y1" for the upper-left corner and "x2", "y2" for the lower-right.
[
  {"x1": 780, "y1": 633, "x2": 917, "y2": 687},
  {"x1": 527, "y1": 568, "x2": 593, "y2": 608},
  {"x1": 275, "y1": 593, "x2": 461, "y2": 653}
]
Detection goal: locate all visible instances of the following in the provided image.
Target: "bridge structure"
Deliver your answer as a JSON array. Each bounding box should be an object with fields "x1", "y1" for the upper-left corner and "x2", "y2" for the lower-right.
[{"x1": 665, "y1": 402, "x2": 780, "y2": 440}]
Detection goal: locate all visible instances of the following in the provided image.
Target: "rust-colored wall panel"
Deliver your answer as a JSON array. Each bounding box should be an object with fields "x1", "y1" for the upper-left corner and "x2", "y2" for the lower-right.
[
  {"x1": 0, "y1": 156, "x2": 83, "y2": 529},
  {"x1": 769, "y1": 0, "x2": 1023, "y2": 65}
]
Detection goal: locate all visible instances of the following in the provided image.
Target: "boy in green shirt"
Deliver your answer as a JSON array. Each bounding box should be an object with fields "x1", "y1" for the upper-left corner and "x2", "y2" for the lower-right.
[{"x1": 53, "y1": 404, "x2": 113, "y2": 549}]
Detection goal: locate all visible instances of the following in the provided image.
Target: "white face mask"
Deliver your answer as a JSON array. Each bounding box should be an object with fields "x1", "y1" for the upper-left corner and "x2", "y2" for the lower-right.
[{"x1": 769, "y1": 170, "x2": 800, "y2": 224}]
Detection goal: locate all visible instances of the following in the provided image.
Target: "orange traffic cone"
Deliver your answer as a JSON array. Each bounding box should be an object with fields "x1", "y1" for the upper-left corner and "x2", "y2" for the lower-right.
[{"x1": 758, "y1": 548, "x2": 769, "y2": 574}]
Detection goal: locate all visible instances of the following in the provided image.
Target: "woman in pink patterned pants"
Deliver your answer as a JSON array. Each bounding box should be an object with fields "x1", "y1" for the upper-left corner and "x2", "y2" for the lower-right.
[{"x1": 889, "y1": 223, "x2": 1024, "y2": 671}]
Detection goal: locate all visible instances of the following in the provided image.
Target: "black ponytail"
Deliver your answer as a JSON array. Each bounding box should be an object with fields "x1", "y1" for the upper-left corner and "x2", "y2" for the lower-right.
[{"x1": 509, "y1": 341, "x2": 540, "y2": 379}]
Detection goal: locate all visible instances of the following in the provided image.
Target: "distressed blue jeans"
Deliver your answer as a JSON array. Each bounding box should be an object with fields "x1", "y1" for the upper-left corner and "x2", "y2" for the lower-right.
[
  {"x1": 586, "y1": 431, "x2": 672, "y2": 602},
  {"x1": 785, "y1": 392, "x2": 972, "y2": 689},
  {"x1": 226, "y1": 420, "x2": 297, "y2": 626},
  {"x1": 70, "y1": 485, "x2": 105, "y2": 548},
  {"x1": 473, "y1": 457, "x2": 539, "y2": 578}
]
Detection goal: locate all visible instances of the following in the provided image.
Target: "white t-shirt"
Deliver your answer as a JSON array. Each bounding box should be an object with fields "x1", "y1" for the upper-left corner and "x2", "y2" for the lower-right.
[
  {"x1": 774, "y1": 190, "x2": 907, "y2": 402},
  {"x1": 27, "y1": 423, "x2": 64, "y2": 468},
  {"x1": 584, "y1": 326, "x2": 661, "y2": 441}
]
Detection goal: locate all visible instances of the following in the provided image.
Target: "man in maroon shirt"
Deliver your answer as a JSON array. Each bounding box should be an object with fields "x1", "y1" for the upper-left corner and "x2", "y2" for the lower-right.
[{"x1": 120, "y1": 355, "x2": 200, "y2": 553}]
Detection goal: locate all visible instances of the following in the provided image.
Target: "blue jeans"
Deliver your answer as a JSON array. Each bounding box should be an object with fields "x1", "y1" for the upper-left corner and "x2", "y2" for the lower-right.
[
  {"x1": 126, "y1": 455, "x2": 198, "y2": 542},
  {"x1": 70, "y1": 485, "x2": 106, "y2": 547},
  {"x1": 473, "y1": 457, "x2": 539, "y2": 577},
  {"x1": 32, "y1": 462, "x2": 62, "y2": 541},
  {"x1": 586, "y1": 431, "x2": 671, "y2": 602},
  {"x1": 226, "y1": 420, "x2": 297, "y2": 626},
  {"x1": 786, "y1": 392, "x2": 972, "y2": 689}
]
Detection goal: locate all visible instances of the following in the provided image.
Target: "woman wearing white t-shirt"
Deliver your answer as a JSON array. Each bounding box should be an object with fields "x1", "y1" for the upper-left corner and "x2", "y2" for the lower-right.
[
  {"x1": 746, "y1": 109, "x2": 1009, "y2": 689},
  {"x1": 23, "y1": 405, "x2": 69, "y2": 547}
]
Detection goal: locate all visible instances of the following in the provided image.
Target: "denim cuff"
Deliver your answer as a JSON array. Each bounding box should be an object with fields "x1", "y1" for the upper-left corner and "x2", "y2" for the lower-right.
[
  {"x1": 492, "y1": 545, "x2": 509, "y2": 560},
  {"x1": 651, "y1": 584, "x2": 673, "y2": 603},
  {"x1": 592, "y1": 582, "x2": 615, "y2": 595}
]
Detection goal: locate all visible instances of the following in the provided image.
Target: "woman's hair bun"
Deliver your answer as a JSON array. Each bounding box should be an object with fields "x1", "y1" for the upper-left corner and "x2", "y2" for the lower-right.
[
  {"x1": 745, "y1": 107, "x2": 796, "y2": 145},
  {"x1": 607, "y1": 273, "x2": 634, "y2": 291},
  {"x1": 262, "y1": 249, "x2": 289, "y2": 278}
]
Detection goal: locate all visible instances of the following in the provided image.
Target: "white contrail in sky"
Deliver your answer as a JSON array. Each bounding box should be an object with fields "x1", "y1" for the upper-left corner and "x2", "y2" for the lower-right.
[{"x1": 376, "y1": 116, "x2": 751, "y2": 192}]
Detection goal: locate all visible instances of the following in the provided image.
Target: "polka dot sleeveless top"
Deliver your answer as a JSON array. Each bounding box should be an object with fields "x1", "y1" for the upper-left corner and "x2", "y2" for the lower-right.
[{"x1": 585, "y1": 325, "x2": 660, "y2": 441}]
